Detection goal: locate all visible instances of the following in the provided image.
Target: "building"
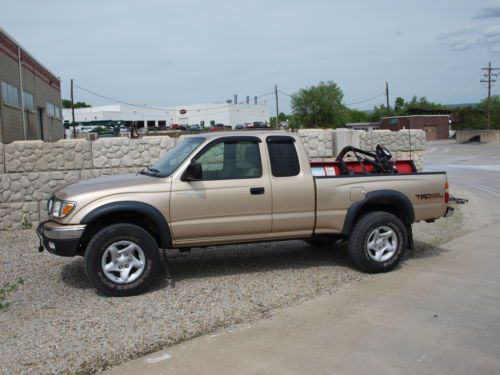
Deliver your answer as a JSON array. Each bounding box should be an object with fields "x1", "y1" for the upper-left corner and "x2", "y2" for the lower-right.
[
  {"x1": 346, "y1": 122, "x2": 381, "y2": 131},
  {"x1": 63, "y1": 102, "x2": 269, "y2": 130},
  {"x1": 380, "y1": 115, "x2": 450, "y2": 140},
  {"x1": 0, "y1": 27, "x2": 63, "y2": 143}
]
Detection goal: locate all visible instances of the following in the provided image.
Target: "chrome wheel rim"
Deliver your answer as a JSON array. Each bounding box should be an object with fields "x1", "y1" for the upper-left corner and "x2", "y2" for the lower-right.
[
  {"x1": 366, "y1": 226, "x2": 398, "y2": 262},
  {"x1": 101, "y1": 240, "x2": 146, "y2": 284}
]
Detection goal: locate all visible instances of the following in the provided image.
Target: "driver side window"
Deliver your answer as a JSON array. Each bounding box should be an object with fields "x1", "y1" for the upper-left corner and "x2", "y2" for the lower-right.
[{"x1": 195, "y1": 140, "x2": 262, "y2": 180}]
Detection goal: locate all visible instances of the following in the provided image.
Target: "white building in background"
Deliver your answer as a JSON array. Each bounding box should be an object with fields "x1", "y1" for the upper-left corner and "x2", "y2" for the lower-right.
[{"x1": 62, "y1": 102, "x2": 269, "y2": 129}]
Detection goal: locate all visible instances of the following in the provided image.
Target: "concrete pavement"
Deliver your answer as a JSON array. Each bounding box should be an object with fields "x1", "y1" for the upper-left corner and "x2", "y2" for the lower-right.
[
  {"x1": 102, "y1": 141, "x2": 500, "y2": 375},
  {"x1": 102, "y1": 220, "x2": 500, "y2": 375}
]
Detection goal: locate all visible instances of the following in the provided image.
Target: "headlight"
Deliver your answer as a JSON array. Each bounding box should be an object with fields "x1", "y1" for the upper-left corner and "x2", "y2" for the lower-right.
[{"x1": 50, "y1": 198, "x2": 76, "y2": 218}]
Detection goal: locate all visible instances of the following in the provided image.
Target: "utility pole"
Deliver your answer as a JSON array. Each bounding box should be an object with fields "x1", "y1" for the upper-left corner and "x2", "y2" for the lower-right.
[
  {"x1": 275, "y1": 84, "x2": 279, "y2": 128},
  {"x1": 385, "y1": 81, "x2": 390, "y2": 111},
  {"x1": 480, "y1": 62, "x2": 500, "y2": 130},
  {"x1": 71, "y1": 79, "x2": 76, "y2": 138}
]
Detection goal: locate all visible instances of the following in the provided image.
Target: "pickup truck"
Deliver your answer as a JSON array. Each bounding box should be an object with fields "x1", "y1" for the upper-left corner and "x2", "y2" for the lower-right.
[{"x1": 37, "y1": 131, "x2": 453, "y2": 296}]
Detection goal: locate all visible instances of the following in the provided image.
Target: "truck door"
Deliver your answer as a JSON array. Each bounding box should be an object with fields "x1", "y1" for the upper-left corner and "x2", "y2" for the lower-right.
[
  {"x1": 170, "y1": 136, "x2": 272, "y2": 245},
  {"x1": 266, "y1": 136, "x2": 315, "y2": 238}
]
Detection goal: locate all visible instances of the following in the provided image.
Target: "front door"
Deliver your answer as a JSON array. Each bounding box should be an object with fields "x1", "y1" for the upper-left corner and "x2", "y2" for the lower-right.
[{"x1": 170, "y1": 137, "x2": 272, "y2": 246}]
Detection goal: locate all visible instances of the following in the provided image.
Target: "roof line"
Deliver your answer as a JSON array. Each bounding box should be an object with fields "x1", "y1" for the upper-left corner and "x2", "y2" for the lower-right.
[{"x1": 0, "y1": 26, "x2": 60, "y2": 82}]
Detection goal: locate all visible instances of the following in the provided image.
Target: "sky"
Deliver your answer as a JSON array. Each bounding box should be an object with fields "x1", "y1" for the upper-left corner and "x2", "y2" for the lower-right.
[{"x1": 1, "y1": 0, "x2": 500, "y2": 113}]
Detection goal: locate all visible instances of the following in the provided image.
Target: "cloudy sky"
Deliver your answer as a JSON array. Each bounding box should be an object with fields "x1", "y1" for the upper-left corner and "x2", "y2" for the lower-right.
[{"x1": 1, "y1": 0, "x2": 500, "y2": 112}]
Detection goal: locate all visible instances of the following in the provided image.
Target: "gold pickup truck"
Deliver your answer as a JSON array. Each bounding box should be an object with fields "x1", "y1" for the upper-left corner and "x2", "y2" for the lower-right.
[{"x1": 37, "y1": 131, "x2": 452, "y2": 296}]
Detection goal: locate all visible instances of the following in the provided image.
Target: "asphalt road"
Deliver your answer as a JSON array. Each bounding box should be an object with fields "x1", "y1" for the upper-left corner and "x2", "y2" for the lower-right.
[{"x1": 102, "y1": 140, "x2": 500, "y2": 375}]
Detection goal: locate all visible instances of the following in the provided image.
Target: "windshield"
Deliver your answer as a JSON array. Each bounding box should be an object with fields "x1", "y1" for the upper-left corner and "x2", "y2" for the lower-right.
[{"x1": 150, "y1": 137, "x2": 205, "y2": 177}]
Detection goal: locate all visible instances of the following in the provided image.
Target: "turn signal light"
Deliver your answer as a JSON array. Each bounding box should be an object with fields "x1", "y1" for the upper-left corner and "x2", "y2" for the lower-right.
[
  {"x1": 61, "y1": 202, "x2": 76, "y2": 216},
  {"x1": 445, "y1": 181, "x2": 449, "y2": 203}
]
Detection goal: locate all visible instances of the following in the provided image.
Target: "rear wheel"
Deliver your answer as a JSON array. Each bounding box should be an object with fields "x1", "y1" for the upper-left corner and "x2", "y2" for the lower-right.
[
  {"x1": 348, "y1": 212, "x2": 407, "y2": 273},
  {"x1": 84, "y1": 223, "x2": 161, "y2": 296}
]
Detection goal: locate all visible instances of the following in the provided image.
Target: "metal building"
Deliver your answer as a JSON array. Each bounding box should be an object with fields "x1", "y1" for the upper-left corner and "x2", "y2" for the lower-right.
[
  {"x1": 0, "y1": 27, "x2": 63, "y2": 143},
  {"x1": 63, "y1": 103, "x2": 270, "y2": 130}
]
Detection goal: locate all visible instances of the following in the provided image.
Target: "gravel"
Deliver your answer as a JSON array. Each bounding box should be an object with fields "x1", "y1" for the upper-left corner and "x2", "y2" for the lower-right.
[{"x1": 0, "y1": 197, "x2": 468, "y2": 375}]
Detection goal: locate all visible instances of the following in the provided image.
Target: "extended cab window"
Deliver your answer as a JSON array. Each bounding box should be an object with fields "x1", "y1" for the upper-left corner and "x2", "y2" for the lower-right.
[
  {"x1": 266, "y1": 137, "x2": 300, "y2": 177},
  {"x1": 195, "y1": 139, "x2": 262, "y2": 180}
]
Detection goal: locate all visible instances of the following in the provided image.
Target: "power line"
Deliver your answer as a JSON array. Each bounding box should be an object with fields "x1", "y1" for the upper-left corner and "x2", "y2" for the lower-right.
[
  {"x1": 345, "y1": 92, "x2": 385, "y2": 106},
  {"x1": 74, "y1": 84, "x2": 273, "y2": 112},
  {"x1": 278, "y1": 90, "x2": 293, "y2": 98}
]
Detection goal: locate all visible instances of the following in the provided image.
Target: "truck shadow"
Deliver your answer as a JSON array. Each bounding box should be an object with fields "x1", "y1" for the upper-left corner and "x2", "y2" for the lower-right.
[
  {"x1": 60, "y1": 239, "x2": 449, "y2": 291},
  {"x1": 60, "y1": 240, "x2": 356, "y2": 290}
]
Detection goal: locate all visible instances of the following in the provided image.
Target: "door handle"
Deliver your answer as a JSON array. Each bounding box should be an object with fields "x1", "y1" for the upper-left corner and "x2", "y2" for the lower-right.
[{"x1": 250, "y1": 187, "x2": 265, "y2": 195}]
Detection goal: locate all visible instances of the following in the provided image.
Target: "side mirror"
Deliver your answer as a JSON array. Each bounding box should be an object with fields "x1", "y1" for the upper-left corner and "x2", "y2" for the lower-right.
[{"x1": 182, "y1": 162, "x2": 203, "y2": 181}]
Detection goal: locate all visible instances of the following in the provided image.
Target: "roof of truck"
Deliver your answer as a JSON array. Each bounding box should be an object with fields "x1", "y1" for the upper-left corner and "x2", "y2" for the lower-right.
[{"x1": 196, "y1": 130, "x2": 290, "y2": 139}]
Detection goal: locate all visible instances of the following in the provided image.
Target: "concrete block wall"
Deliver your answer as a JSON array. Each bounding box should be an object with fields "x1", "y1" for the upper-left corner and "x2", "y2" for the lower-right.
[
  {"x1": 297, "y1": 129, "x2": 334, "y2": 158},
  {"x1": 0, "y1": 137, "x2": 180, "y2": 230},
  {"x1": 298, "y1": 128, "x2": 425, "y2": 171}
]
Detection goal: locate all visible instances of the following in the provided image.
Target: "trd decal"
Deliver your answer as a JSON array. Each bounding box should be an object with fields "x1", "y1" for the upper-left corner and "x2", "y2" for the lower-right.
[{"x1": 415, "y1": 193, "x2": 444, "y2": 200}]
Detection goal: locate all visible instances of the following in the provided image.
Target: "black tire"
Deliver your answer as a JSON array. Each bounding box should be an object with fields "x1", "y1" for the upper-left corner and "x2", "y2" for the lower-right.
[
  {"x1": 348, "y1": 211, "x2": 407, "y2": 273},
  {"x1": 84, "y1": 223, "x2": 161, "y2": 296}
]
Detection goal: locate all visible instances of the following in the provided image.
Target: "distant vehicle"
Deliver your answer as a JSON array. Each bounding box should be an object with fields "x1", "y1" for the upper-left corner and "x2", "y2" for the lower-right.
[
  {"x1": 210, "y1": 124, "x2": 226, "y2": 132},
  {"x1": 190, "y1": 124, "x2": 202, "y2": 131},
  {"x1": 170, "y1": 124, "x2": 180, "y2": 130},
  {"x1": 252, "y1": 121, "x2": 268, "y2": 128},
  {"x1": 235, "y1": 124, "x2": 244, "y2": 130}
]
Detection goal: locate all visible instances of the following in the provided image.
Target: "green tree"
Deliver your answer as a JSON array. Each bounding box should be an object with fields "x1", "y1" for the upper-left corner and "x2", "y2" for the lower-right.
[
  {"x1": 291, "y1": 81, "x2": 346, "y2": 128},
  {"x1": 345, "y1": 109, "x2": 369, "y2": 123},
  {"x1": 451, "y1": 107, "x2": 485, "y2": 130},
  {"x1": 270, "y1": 112, "x2": 288, "y2": 127},
  {"x1": 478, "y1": 95, "x2": 500, "y2": 129},
  {"x1": 62, "y1": 99, "x2": 92, "y2": 109}
]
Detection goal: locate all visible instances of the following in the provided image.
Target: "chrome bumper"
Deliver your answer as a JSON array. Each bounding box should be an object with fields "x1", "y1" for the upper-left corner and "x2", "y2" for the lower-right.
[{"x1": 40, "y1": 221, "x2": 86, "y2": 240}]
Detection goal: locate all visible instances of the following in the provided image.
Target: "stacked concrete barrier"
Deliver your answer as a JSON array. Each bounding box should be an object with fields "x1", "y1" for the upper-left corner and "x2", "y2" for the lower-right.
[
  {"x1": 0, "y1": 130, "x2": 425, "y2": 230},
  {"x1": 358, "y1": 130, "x2": 426, "y2": 171},
  {"x1": 298, "y1": 128, "x2": 425, "y2": 171},
  {"x1": 0, "y1": 137, "x2": 180, "y2": 230}
]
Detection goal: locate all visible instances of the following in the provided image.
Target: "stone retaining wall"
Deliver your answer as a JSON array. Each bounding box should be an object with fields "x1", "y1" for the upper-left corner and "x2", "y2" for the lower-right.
[{"x1": 0, "y1": 130, "x2": 425, "y2": 230}]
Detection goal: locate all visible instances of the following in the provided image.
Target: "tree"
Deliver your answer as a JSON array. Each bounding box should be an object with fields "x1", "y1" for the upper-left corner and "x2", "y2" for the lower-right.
[
  {"x1": 62, "y1": 99, "x2": 92, "y2": 109},
  {"x1": 451, "y1": 107, "x2": 485, "y2": 130},
  {"x1": 478, "y1": 95, "x2": 500, "y2": 129},
  {"x1": 270, "y1": 112, "x2": 288, "y2": 127},
  {"x1": 345, "y1": 109, "x2": 369, "y2": 123},
  {"x1": 368, "y1": 96, "x2": 446, "y2": 122},
  {"x1": 291, "y1": 81, "x2": 346, "y2": 128}
]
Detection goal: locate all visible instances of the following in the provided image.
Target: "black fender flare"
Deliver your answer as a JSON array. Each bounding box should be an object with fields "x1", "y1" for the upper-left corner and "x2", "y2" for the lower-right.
[
  {"x1": 341, "y1": 190, "x2": 415, "y2": 235},
  {"x1": 81, "y1": 201, "x2": 173, "y2": 248}
]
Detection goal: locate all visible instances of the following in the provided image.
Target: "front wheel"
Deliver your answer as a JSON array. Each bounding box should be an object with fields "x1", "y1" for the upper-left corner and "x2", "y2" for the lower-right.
[
  {"x1": 84, "y1": 223, "x2": 161, "y2": 296},
  {"x1": 348, "y1": 212, "x2": 407, "y2": 273}
]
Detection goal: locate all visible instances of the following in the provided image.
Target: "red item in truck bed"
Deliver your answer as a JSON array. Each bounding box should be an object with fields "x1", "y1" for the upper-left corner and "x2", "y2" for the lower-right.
[{"x1": 310, "y1": 160, "x2": 416, "y2": 177}]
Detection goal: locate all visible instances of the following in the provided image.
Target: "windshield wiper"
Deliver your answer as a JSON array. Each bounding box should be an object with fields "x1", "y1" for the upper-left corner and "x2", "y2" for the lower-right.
[{"x1": 139, "y1": 167, "x2": 161, "y2": 177}]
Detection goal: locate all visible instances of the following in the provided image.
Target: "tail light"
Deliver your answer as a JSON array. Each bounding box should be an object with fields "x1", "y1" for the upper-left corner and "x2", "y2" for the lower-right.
[{"x1": 445, "y1": 181, "x2": 449, "y2": 203}]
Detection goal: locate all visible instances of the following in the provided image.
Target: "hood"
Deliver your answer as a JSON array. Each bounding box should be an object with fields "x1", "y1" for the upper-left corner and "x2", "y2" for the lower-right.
[{"x1": 55, "y1": 173, "x2": 171, "y2": 202}]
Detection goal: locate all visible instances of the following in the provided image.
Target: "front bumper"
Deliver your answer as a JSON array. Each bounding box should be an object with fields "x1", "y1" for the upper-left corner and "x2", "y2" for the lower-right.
[{"x1": 37, "y1": 221, "x2": 86, "y2": 257}]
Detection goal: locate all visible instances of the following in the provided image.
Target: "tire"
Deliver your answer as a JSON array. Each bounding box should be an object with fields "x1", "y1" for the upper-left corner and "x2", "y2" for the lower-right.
[
  {"x1": 84, "y1": 223, "x2": 161, "y2": 296},
  {"x1": 348, "y1": 211, "x2": 407, "y2": 273}
]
